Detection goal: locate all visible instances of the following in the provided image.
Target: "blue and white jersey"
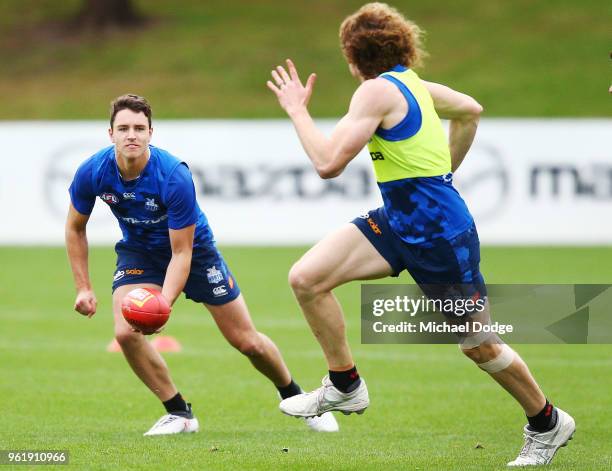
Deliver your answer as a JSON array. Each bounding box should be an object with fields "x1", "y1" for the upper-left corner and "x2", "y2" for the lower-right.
[{"x1": 69, "y1": 145, "x2": 213, "y2": 251}]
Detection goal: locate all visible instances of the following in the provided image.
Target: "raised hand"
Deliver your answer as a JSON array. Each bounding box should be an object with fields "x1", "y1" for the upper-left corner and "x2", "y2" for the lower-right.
[{"x1": 267, "y1": 59, "x2": 317, "y2": 116}]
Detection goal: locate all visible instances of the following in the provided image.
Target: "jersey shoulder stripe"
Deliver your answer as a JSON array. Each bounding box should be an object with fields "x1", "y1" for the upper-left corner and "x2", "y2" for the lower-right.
[{"x1": 375, "y1": 73, "x2": 422, "y2": 141}]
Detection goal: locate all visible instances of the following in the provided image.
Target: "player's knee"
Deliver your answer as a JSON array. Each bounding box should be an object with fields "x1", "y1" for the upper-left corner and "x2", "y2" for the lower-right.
[
  {"x1": 462, "y1": 342, "x2": 516, "y2": 373},
  {"x1": 232, "y1": 334, "x2": 265, "y2": 358},
  {"x1": 115, "y1": 325, "x2": 140, "y2": 346},
  {"x1": 461, "y1": 342, "x2": 502, "y2": 363},
  {"x1": 288, "y1": 263, "x2": 321, "y2": 297}
]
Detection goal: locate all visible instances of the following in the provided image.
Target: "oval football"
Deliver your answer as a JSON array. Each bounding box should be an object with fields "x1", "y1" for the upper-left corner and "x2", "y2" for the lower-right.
[
  {"x1": 121, "y1": 288, "x2": 171, "y2": 334},
  {"x1": 122, "y1": 307, "x2": 169, "y2": 333}
]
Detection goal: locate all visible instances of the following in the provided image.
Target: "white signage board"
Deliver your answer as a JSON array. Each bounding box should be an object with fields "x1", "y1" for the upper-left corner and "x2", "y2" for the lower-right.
[{"x1": 0, "y1": 119, "x2": 609, "y2": 245}]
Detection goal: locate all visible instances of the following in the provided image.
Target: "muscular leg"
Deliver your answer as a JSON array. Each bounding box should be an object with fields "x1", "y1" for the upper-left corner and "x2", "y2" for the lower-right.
[
  {"x1": 288, "y1": 224, "x2": 393, "y2": 370},
  {"x1": 459, "y1": 302, "x2": 546, "y2": 416},
  {"x1": 207, "y1": 294, "x2": 291, "y2": 387},
  {"x1": 113, "y1": 283, "x2": 178, "y2": 401},
  {"x1": 209, "y1": 294, "x2": 341, "y2": 431},
  {"x1": 288, "y1": 223, "x2": 545, "y2": 413},
  {"x1": 462, "y1": 341, "x2": 546, "y2": 416}
]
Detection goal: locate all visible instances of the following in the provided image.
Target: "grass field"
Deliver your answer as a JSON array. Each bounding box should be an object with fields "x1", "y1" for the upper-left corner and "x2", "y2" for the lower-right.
[
  {"x1": 1, "y1": 246, "x2": 611, "y2": 470},
  {"x1": 0, "y1": 0, "x2": 610, "y2": 119},
  {"x1": 1, "y1": 1, "x2": 609, "y2": 468}
]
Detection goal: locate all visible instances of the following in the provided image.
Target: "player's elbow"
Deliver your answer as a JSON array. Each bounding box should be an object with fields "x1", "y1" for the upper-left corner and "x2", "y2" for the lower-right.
[
  {"x1": 171, "y1": 245, "x2": 193, "y2": 257},
  {"x1": 465, "y1": 98, "x2": 483, "y2": 117},
  {"x1": 472, "y1": 101, "x2": 484, "y2": 116},
  {"x1": 317, "y1": 166, "x2": 341, "y2": 179},
  {"x1": 316, "y1": 160, "x2": 345, "y2": 179},
  {"x1": 65, "y1": 222, "x2": 86, "y2": 239}
]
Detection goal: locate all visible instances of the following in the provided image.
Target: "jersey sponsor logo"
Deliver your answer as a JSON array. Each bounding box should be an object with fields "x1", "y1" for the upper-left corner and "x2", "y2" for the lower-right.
[
  {"x1": 206, "y1": 266, "x2": 224, "y2": 284},
  {"x1": 367, "y1": 218, "x2": 382, "y2": 235},
  {"x1": 212, "y1": 285, "x2": 227, "y2": 297},
  {"x1": 114, "y1": 268, "x2": 145, "y2": 281},
  {"x1": 120, "y1": 214, "x2": 168, "y2": 225},
  {"x1": 123, "y1": 192, "x2": 136, "y2": 200},
  {"x1": 358, "y1": 213, "x2": 370, "y2": 219},
  {"x1": 145, "y1": 197, "x2": 159, "y2": 211},
  {"x1": 101, "y1": 192, "x2": 119, "y2": 204},
  {"x1": 370, "y1": 151, "x2": 385, "y2": 161},
  {"x1": 443, "y1": 173, "x2": 453, "y2": 183}
]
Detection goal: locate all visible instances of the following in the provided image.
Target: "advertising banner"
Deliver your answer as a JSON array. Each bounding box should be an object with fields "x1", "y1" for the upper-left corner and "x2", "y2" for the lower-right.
[{"x1": 0, "y1": 119, "x2": 610, "y2": 245}]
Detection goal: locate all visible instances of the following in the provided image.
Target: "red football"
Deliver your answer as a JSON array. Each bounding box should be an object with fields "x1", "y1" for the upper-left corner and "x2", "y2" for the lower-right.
[{"x1": 121, "y1": 288, "x2": 171, "y2": 334}]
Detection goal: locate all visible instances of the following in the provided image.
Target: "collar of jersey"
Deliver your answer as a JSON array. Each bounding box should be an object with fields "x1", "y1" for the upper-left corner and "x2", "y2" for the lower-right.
[
  {"x1": 387, "y1": 64, "x2": 408, "y2": 73},
  {"x1": 114, "y1": 145, "x2": 153, "y2": 186}
]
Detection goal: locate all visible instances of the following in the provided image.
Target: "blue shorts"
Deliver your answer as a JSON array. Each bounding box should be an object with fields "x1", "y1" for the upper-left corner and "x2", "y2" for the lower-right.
[
  {"x1": 352, "y1": 207, "x2": 486, "y2": 304},
  {"x1": 112, "y1": 241, "x2": 241, "y2": 305}
]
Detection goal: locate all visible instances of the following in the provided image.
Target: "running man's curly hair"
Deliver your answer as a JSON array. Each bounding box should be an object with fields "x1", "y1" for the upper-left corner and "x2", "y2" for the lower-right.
[{"x1": 339, "y1": 3, "x2": 427, "y2": 79}]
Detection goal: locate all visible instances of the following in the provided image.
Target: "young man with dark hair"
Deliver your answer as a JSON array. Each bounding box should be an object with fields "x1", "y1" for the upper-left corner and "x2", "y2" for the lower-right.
[
  {"x1": 267, "y1": 3, "x2": 574, "y2": 466},
  {"x1": 65, "y1": 94, "x2": 338, "y2": 435}
]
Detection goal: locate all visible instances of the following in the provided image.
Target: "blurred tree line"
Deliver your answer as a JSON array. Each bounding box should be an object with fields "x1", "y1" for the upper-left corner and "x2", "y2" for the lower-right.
[{"x1": 74, "y1": 0, "x2": 146, "y2": 29}]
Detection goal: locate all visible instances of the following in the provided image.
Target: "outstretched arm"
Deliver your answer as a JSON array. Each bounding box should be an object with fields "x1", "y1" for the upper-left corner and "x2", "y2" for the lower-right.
[
  {"x1": 267, "y1": 59, "x2": 391, "y2": 178},
  {"x1": 65, "y1": 203, "x2": 97, "y2": 317},
  {"x1": 423, "y1": 81, "x2": 483, "y2": 172}
]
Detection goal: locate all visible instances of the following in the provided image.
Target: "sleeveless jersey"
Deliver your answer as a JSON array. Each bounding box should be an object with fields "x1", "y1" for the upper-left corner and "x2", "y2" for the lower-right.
[{"x1": 367, "y1": 65, "x2": 474, "y2": 244}]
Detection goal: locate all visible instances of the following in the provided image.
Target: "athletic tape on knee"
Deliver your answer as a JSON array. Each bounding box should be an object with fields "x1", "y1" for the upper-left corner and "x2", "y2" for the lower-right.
[
  {"x1": 458, "y1": 330, "x2": 495, "y2": 350},
  {"x1": 477, "y1": 344, "x2": 515, "y2": 373}
]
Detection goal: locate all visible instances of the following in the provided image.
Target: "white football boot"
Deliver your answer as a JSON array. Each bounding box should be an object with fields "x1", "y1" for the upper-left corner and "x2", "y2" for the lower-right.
[
  {"x1": 143, "y1": 409, "x2": 200, "y2": 436},
  {"x1": 507, "y1": 408, "x2": 575, "y2": 467},
  {"x1": 280, "y1": 376, "x2": 369, "y2": 418},
  {"x1": 277, "y1": 391, "x2": 339, "y2": 432},
  {"x1": 304, "y1": 412, "x2": 339, "y2": 432}
]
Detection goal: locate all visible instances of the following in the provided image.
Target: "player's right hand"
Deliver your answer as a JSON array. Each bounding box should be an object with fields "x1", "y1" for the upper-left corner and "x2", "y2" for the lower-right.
[
  {"x1": 267, "y1": 59, "x2": 316, "y2": 116},
  {"x1": 74, "y1": 290, "x2": 97, "y2": 318}
]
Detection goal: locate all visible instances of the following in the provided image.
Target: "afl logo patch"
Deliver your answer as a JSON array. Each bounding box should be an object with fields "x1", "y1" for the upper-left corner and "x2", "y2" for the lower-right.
[{"x1": 101, "y1": 192, "x2": 119, "y2": 204}]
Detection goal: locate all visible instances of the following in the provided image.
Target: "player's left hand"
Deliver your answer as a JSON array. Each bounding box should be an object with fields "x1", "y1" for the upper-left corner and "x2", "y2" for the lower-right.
[
  {"x1": 267, "y1": 59, "x2": 316, "y2": 116},
  {"x1": 130, "y1": 326, "x2": 164, "y2": 336}
]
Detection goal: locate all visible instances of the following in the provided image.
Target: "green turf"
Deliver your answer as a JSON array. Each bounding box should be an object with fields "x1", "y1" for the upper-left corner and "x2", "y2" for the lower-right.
[
  {"x1": 0, "y1": 0, "x2": 610, "y2": 120},
  {"x1": 1, "y1": 246, "x2": 611, "y2": 469}
]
